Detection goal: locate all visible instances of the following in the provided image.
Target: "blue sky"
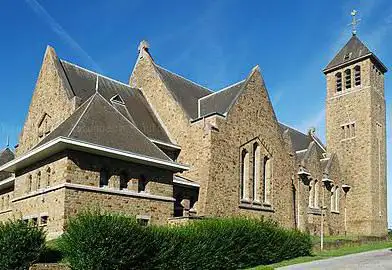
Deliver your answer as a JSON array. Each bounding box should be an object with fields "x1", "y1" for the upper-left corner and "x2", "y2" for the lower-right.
[{"x1": 0, "y1": 0, "x2": 391, "y2": 225}]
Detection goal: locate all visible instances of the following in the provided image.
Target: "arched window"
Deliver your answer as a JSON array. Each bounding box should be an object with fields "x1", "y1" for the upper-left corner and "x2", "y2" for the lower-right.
[
  {"x1": 28, "y1": 175, "x2": 32, "y2": 193},
  {"x1": 37, "y1": 171, "x2": 41, "y2": 190},
  {"x1": 335, "y1": 186, "x2": 340, "y2": 212},
  {"x1": 240, "y1": 149, "x2": 249, "y2": 200},
  {"x1": 308, "y1": 180, "x2": 314, "y2": 207},
  {"x1": 252, "y1": 143, "x2": 261, "y2": 202},
  {"x1": 314, "y1": 180, "x2": 319, "y2": 208},
  {"x1": 345, "y1": 69, "x2": 351, "y2": 90},
  {"x1": 46, "y1": 167, "x2": 51, "y2": 188},
  {"x1": 330, "y1": 186, "x2": 336, "y2": 211},
  {"x1": 354, "y1": 65, "x2": 361, "y2": 86},
  {"x1": 263, "y1": 156, "x2": 272, "y2": 204},
  {"x1": 335, "y1": 72, "x2": 342, "y2": 92},
  {"x1": 5, "y1": 195, "x2": 9, "y2": 209}
]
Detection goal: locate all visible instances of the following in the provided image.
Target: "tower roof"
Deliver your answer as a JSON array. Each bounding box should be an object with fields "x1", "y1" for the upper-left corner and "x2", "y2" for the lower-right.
[{"x1": 323, "y1": 35, "x2": 387, "y2": 73}]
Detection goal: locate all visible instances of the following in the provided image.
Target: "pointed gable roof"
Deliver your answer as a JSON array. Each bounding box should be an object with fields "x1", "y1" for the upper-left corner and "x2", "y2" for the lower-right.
[
  {"x1": 324, "y1": 35, "x2": 387, "y2": 73},
  {"x1": 36, "y1": 93, "x2": 171, "y2": 162},
  {"x1": 154, "y1": 65, "x2": 212, "y2": 119},
  {"x1": 60, "y1": 60, "x2": 171, "y2": 144},
  {"x1": 199, "y1": 80, "x2": 245, "y2": 117}
]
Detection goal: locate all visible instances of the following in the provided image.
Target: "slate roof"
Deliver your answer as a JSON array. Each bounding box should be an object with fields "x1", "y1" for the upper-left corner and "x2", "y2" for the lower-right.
[
  {"x1": 0, "y1": 148, "x2": 15, "y2": 180},
  {"x1": 60, "y1": 60, "x2": 171, "y2": 144},
  {"x1": 154, "y1": 65, "x2": 212, "y2": 119},
  {"x1": 36, "y1": 93, "x2": 172, "y2": 162},
  {"x1": 199, "y1": 80, "x2": 245, "y2": 117},
  {"x1": 324, "y1": 35, "x2": 387, "y2": 72},
  {"x1": 279, "y1": 123, "x2": 313, "y2": 152}
]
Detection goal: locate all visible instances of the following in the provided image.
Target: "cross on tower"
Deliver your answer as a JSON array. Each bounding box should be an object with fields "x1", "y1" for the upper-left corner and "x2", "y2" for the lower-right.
[{"x1": 349, "y1": 10, "x2": 361, "y2": 36}]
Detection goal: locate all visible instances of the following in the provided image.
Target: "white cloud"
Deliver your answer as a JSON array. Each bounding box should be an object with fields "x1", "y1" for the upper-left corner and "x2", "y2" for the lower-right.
[{"x1": 25, "y1": 0, "x2": 102, "y2": 72}]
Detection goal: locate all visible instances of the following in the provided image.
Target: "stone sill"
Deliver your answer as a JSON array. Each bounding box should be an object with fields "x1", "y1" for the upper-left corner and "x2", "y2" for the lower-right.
[
  {"x1": 12, "y1": 183, "x2": 175, "y2": 203},
  {"x1": 340, "y1": 137, "x2": 356, "y2": 142},
  {"x1": 330, "y1": 86, "x2": 369, "y2": 100},
  {"x1": 239, "y1": 203, "x2": 274, "y2": 213},
  {"x1": 331, "y1": 210, "x2": 340, "y2": 214},
  {"x1": 307, "y1": 207, "x2": 322, "y2": 215},
  {"x1": 0, "y1": 208, "x2": 12, "y2": 215},
  {"x1": 168, "y1": 216, "x2": 204, "y2": 221}
]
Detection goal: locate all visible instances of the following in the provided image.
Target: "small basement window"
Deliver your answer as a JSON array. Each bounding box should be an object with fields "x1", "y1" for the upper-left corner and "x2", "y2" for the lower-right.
[
  {"x1": 136, "y1": 215, "x2": 150, "y2": 226},
  {"x1": 32, "y1": 217, "x2": 38, "y2": 226},
  {"x1": 40, "y1": 216, "x2": 48, "y2": 226}
]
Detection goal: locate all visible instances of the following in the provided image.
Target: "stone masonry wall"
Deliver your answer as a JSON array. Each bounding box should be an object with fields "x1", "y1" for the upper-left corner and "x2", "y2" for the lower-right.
[
  {"x1": 65, "y1": 151, "x2": 173, "y2": 198},
  {"x1": 64, "y1": 188, "x2": 173, "y2": 225},
  {"x1": 16, "y1": 46, "x2": 75, "y2": 156},
  {"x1": 205, "y1": 68, "x2": 295, "y2": 228},
  {"x1": 326, "y1": 58, "x2": 387, "y2": 236},
  {"x1": 130, "y1": 51, "x2": 213, "y2": 215},
  {"x1": 369, "y1": 63, "x2": 388, "y2": 235}
]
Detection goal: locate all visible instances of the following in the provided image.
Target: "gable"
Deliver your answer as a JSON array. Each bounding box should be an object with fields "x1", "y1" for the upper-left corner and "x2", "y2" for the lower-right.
[{"x1": 16, "y1": 46, "x2": 75, "y2": 156}]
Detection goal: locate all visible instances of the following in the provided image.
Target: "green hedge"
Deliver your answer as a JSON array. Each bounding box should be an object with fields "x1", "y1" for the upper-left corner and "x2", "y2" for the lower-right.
[
  {"x1": 58, "y1": 211, "x2": 311, "y2": 270},
  {"x1": 58, "y1": 210, "x2": 155, "y2": 270},
  {"x1": 151, "y1": 218, "x2": 311, "y2": 270},
  {"x1": 0, "y1": 219, "x2": 46, "y2": 270}
]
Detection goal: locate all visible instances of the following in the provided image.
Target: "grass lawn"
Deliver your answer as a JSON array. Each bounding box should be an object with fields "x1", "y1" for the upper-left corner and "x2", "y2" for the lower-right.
[{"x1": 250, "y1": 239, "x2": 392, "y2": 270}]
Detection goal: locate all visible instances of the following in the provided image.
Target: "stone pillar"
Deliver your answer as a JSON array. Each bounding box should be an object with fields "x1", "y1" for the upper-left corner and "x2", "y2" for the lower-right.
[
  {"x1": 127, "y1": 178, "x2": 139, "y2": 192},
  {"x1": 181, "y1": 199, "x2": 191, "y2": 217},
  {"x1": 108, "y1": 175, "x2": 120, "y2": 189},
  {"x1": 189, "y1": 201, "x2": 198, "y2": 216}
]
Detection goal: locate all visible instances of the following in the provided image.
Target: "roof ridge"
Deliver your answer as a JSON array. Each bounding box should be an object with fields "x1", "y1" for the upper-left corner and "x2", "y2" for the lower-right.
[
  {"x1": 67, "y1": 94, "x2": 96, "y2": 137},
  {"x1": 96, "y1": 92, "x2": 173, "y2": 161},
  {"x1": 199, "y1": 80, "x2": 245, "y2": 102},
  {"x1": 279, "y1": 122, "x2": 308, "y2": 136},
  {"x1": 61, "y1": 60, "x2": 134, "y2": 89},
  {"x1": 154, "y1": 64, "x2": 212, "y2": 93}
]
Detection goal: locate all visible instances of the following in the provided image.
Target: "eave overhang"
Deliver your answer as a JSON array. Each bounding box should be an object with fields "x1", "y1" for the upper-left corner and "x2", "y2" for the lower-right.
[
  {"x1": 323, "y1": 53, "x2": 388, "y2": 74},
  {"x1": 0, "y1": 176, "x2": 15, "y2": 190},
  {"x1": 0, "y1": 137, "x2": 189, "y2": 173},
  {"x1": 173, "y1": 175, "x2": 200, "y2": 188}
]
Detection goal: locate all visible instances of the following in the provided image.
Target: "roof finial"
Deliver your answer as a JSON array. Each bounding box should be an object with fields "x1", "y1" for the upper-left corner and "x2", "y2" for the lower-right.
[
  {"x1": 6, "y1": 135, "x2": 9, "y2": 148},
  {"x1": 95, "y1": 74, "x2": 99, "y2": 92},
  {"x1": 349, "y1": 10, "x2": 361, "y2": 36},
  {"x1": 138, "y1": 40, "x2": 150, "y2": 53}
]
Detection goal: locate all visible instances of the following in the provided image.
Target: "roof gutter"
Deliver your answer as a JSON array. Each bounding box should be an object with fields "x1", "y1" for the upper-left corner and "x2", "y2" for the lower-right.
[{"x1": 0, "y1": 137, "x2": 189, "y2": 173}]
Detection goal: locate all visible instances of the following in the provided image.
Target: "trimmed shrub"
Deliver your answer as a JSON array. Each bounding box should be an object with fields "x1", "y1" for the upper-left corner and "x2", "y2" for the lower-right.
[
  {"x1": 0, "y1": 219, "x2": 46, "y2": 270},
  {"x1": 59, "y1": 211, "x2": 311, "y2": 270},
  {"x1": 58, "y1": 210, "x2": 155, "y2": 270},
  {"x1": 151, "y1": 218, "x2": 311, "y2": 270}
]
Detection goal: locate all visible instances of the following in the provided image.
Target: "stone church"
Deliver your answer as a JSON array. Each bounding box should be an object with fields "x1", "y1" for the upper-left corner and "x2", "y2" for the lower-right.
[{"x1": 0, "y1": 32, "x2": 387, "y2": 238}]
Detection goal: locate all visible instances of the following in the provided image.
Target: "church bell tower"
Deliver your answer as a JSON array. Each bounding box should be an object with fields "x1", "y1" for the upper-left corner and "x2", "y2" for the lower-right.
[{"x1": 323, "y1": 11, "x2": 388, "y2": 236}]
